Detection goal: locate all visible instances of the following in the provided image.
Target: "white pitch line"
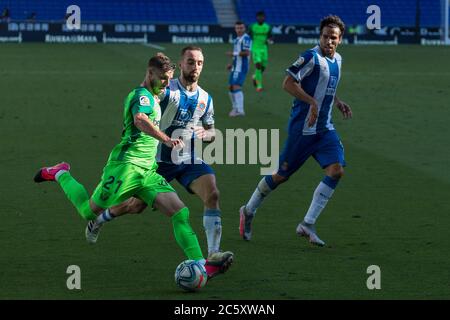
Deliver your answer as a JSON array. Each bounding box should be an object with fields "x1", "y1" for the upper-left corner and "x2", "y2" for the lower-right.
[{"x1": 141, "y1": 42, "x2": 166, "y2": 50}]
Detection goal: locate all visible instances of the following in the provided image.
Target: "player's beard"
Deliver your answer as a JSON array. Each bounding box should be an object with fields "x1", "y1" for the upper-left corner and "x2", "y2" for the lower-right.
[
  {"x1": 321, "y1": 44, "x2": 335, "y2": 57},
  {"x1": 325, "y1": 47, "x2": 334, "y2": 56},
  {"x1": 149, "y1": 79, "x2": 163, "y2": 95},
  {"x1": 182, "y1": 71, "x2": 199, "y2": 84}
]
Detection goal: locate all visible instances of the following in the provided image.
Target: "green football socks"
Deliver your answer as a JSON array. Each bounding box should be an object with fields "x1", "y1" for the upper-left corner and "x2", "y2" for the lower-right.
[
  {"x1": 171, "y1": 207, "x2": 204, "y2": 261},
  {"x1": 57, "y1": 172, "x2": 97, "y2": 220},
  {"x1": 254, "y1": 68, "x2": 263, "y2": 89}
]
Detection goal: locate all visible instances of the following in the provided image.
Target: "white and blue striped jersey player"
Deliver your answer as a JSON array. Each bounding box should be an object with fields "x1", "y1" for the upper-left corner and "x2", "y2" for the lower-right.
[
  {"x1": 240, "y1": 18, "x2": 350, "y2": 247},
  {"x1": 156, "y1": 78, "x2": 215, "y2": 193},
  {"x1": 228, "y1": 33, "x2": 252, "y2": 86},
  {"x1": 277, "y1": 44, "x2": 346, "y2": 179}
]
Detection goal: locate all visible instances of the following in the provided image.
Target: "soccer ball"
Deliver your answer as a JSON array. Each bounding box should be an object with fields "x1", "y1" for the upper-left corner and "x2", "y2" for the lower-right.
[{"x1": 174, "y1": 260, "x2": 208, "y2": 292}]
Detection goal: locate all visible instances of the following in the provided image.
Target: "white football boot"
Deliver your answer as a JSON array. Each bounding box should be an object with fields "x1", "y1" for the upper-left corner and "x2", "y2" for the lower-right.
[
  {"x1": 85, "y1": 220, "x2": 103, "y2": 244},
  {"x1": 296, "y1": 223, "x2": 326, "y2": 247}
]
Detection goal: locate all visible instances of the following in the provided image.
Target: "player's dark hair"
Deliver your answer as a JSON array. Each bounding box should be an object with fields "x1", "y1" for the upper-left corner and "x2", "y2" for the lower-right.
[
  {"x1": 235, "y1": 20, "x2": 245, "y2": 26},
  {"x1": 148, "y1": 52, "x2": 175, "y2": 72},
  {"x1": 320, "y1": 15, "x2": 345, "y2": 36},
  {"x1": 181, "y1": 46, "x2": 203, "y2": 57},
  {"x1": 256, "y1": 11, "x2": 265, "y2": 17}
]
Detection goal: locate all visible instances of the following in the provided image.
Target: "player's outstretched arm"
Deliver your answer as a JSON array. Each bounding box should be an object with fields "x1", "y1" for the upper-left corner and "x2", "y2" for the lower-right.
[
  {"x1": 134, "y1": 113, "x2": 184, "y2": 148},
  {"x1": 282, "y1": 75, "x2": 318, "y2": 127}
]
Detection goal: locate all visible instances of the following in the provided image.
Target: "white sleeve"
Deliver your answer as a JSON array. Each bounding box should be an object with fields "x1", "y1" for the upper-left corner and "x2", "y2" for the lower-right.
[{"x1": 201, "y1": 96, "x2": 214, "y2": 126}]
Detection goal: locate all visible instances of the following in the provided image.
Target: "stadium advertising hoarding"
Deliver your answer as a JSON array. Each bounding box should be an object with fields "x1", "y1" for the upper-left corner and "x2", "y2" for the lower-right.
[{"x1": 0, "y1": 22, "x2": 443, "y2": 44}]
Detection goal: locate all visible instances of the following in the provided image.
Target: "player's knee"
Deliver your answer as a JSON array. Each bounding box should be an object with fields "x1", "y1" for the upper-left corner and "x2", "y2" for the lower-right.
[
  {"x1": 170, "y1": 202, "x2": 186, "y2": 216},
  {"x1": 272, "y1": 174, "x2": 288, "y2": 185},
  {"x1": 127, "y1": 200, "x2": 147, "y2": 214},
  {"x1": 168, "y1": 197, "x2": 186, "y2": 216},
  {"x1": 205, "y1": 188, "x2": 220, "y2": 207},
  {"x1": 330, "y1": 167, "x2": 344, "y2": 180},
  {"x1": 153, "y1": 192, "x2": 185, "y2": 217}
]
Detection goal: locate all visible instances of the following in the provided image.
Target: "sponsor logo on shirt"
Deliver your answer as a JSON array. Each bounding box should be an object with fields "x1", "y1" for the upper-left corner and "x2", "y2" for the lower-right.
[
  {"x1": 326, "y1": 88, "x2": 336, "y2": 95},
  {"x1": 329, "y1": 76, "x2": 337, "y2": 87},
  {"x1": 326, "y1": 76, "x2": 338, "y2": 95}
]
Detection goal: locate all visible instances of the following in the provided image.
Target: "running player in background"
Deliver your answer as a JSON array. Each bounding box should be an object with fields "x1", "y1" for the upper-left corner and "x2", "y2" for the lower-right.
[
  {"x1": 227, "y1": 21, "x2": 252, "y2": 117},
  {"x1": 249, "y1": 11, "x2": 273, "y2": 92},
  {"x1": 240, "y1": 15, "x2": 352, "y2": 247}
]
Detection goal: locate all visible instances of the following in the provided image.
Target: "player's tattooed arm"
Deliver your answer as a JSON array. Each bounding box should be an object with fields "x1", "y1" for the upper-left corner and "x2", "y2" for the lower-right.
[
  {"x1": 134, "y1": 113, "x2": 184, "y2": 148},
  {"x1": 334, "y1": 96, "x2": 352, "y2": 119}
]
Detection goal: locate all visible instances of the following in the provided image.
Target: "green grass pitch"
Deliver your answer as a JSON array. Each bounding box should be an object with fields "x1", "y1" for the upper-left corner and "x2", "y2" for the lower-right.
[{"x1": 0, "y1": 43, "x2": 449, "y2": 299}]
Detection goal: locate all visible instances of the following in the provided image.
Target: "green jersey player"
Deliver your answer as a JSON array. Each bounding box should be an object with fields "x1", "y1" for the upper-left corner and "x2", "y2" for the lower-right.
[
  {"x1": 249, "y1": 11, "x2": 273, "y2": 92},
  {"x1": 34, "y1": 53, "x2": 233, "y2": 278}
]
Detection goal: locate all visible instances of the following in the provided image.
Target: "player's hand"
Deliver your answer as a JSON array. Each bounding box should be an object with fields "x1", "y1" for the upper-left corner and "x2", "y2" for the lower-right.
[
  {"x1": 192, "y1": 126, "x2": 206, "y2": 140},
  {"x1": 307, "y1": 101, "x2": 319, "y2": 127},
  {"x1": 336, "y1": 100, "x2": 352, "y2": 119},
  {"x1": 164, "y1": 138, "x2": 185, "y2": 150},
  {"x1": 226, "y1": 51, "x2": 234, "y2": 57},
  {"x1": 226, "y1": 64, "x2": 232, "y2": 71},
  {"x1": 192, "y1": 126, "x2": 211, "y2": 140},
  {"x1": 191, "y1": 126, "x2": 214, "y2": 142}
]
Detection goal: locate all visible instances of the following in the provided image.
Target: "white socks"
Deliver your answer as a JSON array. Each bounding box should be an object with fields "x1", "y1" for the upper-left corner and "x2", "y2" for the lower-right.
[
  {"x1": 246, "y1": 177, "x2": 274, "y2": 215},
  {"x1": 304, "y1": 180, "x2": 335, "y2": 224},
  {"x1": 203, "y1": 209, "x2": 222, "y2": 255},
  {"x1": 228, "y1": 91, "x2": 236, "y2": 110},
  {"x1": 235, "y1": 90, "x2": 244, "y2": 113},
  {"x1": 229, "y1": 90, "x2": 244, "y2": 114},
  {"x1": 95, "y1": 208, "x2": 115, "y2": 225}
]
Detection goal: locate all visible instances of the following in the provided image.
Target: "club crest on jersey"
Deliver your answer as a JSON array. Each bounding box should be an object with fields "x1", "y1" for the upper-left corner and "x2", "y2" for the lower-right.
[
  {"x1": 139, "y1": 96, "x2": 151, "y2": 106},
  {"x1": 197, "y1": 101, "x2": 206, "y2": 111}
]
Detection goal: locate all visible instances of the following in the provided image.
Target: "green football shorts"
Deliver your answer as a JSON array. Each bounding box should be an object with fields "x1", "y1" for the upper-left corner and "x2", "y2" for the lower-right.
[
  {"x1": 91, "y1": 162, "x2": 174, "y2": 208},
  {"x1": 252, "y1": 48, "x2": 268, "y2": 67}
]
